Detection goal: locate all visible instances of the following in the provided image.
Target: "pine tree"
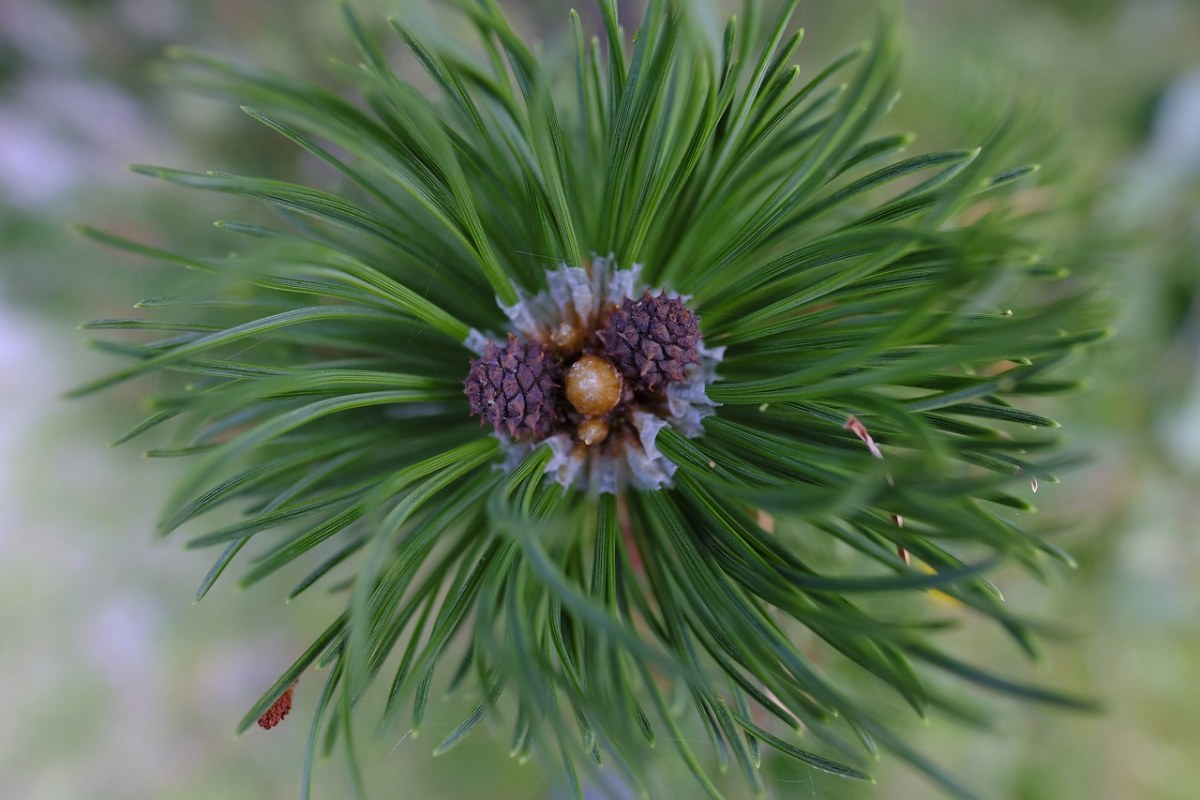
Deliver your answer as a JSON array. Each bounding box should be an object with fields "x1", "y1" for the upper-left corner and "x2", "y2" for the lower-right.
[{"x1": 76, "y1": 1, "x2": 1103, "y2": 797}]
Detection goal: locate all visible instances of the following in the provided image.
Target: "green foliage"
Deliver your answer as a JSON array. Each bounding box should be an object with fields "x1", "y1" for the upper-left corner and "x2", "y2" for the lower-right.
[{"x1": 79, "y1": 1, "x2": 1102, "y2": 797}]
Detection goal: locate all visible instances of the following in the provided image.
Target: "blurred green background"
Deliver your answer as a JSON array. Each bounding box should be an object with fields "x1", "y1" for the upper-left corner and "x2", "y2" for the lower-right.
[{"x1": 2, "y1": 1, "x2": 1198, "y2": 798}]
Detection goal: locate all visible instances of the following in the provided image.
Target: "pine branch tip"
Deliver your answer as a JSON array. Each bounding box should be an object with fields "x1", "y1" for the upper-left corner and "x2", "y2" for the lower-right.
[{"x1": 77, "y1": 2, "x2": 1106, "y2": 795}]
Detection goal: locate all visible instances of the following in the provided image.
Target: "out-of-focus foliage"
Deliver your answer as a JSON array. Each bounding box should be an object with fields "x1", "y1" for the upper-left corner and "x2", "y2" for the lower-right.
[{"x1": 1, "y1": 1, "x2": 1198, "y2": 799}]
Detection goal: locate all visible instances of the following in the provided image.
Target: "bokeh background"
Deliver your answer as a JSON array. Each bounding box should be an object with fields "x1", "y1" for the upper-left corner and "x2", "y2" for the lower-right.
[{"x1": 2, "y1": 1, "x2": 1198, "y2": 798}]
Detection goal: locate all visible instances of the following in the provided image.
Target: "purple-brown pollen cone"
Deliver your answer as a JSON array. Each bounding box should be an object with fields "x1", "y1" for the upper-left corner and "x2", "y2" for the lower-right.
[
  {"x1": 464, "y1": 334, "x2": 562, "y2": 439},
  {"x1": 597, "y1": 291, "x2": 701, "y2": 391}
]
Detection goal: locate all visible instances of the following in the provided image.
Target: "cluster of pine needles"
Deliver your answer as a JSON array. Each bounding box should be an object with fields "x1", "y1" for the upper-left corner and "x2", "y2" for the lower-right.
[{"x1": 77, "y1": 1, "x2": 1103, "y2": 798}]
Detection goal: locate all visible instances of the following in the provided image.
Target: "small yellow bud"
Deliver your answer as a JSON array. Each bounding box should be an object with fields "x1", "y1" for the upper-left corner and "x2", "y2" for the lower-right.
[
  {"x1": 550, "y1": 322, "x2": 583, "y2": 353},
  {"x1": 565, "y1": 355, "x2": 623, "y2": 417},
  {"x1": 577, "y1": 417, "x2": 610, "y2": 446}
]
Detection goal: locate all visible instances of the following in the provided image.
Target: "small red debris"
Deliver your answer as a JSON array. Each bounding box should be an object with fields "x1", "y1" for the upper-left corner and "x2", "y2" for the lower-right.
[
  {"x1": 257, "y1": 684, "x2": 295, "y2": 730},
  {"x1": 846, "y1": 415, "x2": 903, "y2": 529},
  {"x1": 844, "y1": 415, "x2": 883, "y2": 460}
]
